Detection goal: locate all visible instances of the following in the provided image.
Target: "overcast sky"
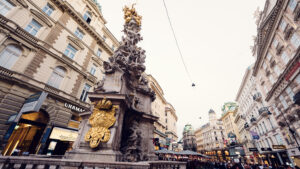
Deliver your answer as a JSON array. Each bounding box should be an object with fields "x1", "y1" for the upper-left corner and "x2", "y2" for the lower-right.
[{"x1": 99, "y1": 0, "x2": 265, "y2": 139}]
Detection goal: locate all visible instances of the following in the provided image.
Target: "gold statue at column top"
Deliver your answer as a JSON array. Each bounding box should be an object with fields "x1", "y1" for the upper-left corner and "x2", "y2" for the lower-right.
[
  {"x1": 123, "y1": 4, "x2": 142, "y2": 26},
  {"x1": 85, "y1": 98, "x2": 118, "y2": 148}
]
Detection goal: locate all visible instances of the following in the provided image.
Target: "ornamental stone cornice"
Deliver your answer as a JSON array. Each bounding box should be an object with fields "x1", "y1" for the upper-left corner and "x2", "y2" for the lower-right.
[
  {"x1": 30, "y1": 9, "x2": 53, "y2": 27},
  {"x1": 16, "y1": 0, "x2": 28, "y2": 8},
  {"x1": 253, "y1": 0, "x2": 285, "y2": 76},
  {"x1": 67, "y1": 36, "x2": 84, "y2": 50},
  {"x1": 0, "y1": 66, "x2": 90, "y2": 110}
]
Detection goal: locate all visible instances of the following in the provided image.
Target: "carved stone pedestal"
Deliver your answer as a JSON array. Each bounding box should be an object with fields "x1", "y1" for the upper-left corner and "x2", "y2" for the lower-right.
[{"x1": 66, "y1": 94, "x2": 126, "y2": 161}]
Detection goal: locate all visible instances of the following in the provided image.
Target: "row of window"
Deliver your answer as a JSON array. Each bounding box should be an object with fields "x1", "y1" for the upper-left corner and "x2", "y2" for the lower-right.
[
  {"x1": 278, "y1": 75, "x2": 300, "y2": 110},
  {"x1": 1, "y1": 1, "x2": 115, "y2": 59},
  {"x1": 256, "y1": 134, "x2": 283, "y2": 149},
  {"x1": 0, "y1": 44, "x2": 92, "y2": 102}
]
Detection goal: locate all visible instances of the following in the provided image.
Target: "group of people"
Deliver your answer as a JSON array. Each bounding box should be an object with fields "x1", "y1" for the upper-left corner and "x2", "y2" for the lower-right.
[{"x1": 186, "y1": 160, "x2": 296, "y2": 169}]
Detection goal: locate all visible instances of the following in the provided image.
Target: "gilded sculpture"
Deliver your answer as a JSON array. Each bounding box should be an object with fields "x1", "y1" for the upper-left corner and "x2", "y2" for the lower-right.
[
  {"x1": 85, "y1": 98, "x2": 118, "y2": 148},
  {"x1": 123, "y1": 4, "x2": 142, "y2": 26}
]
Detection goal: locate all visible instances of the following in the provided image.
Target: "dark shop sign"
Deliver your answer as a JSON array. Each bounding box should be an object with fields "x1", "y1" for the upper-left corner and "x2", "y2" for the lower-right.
[{"x1": 249, "y1": 148, "x2": 258, "y2": 152}]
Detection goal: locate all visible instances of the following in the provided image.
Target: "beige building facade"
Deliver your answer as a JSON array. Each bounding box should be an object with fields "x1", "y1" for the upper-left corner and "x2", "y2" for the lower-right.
[
  {"x1": 147, "y1": 75, "x2": 178, "y2": 150},
  {"x1": 220, "y1": 103, "x2": 239, "y2": 144},
  {"x1": 252, "y1": 0, "x2": 300, "y2": 161},
  {"x1": 0, "y1": 0, "x2": 119, "y2": 156},
  {"x1": 195, "y1": 109, "x2": 225, "y2": 152}
]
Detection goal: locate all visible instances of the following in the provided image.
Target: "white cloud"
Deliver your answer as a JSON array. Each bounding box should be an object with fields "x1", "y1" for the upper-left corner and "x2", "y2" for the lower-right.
[{"x1": 99, "y1": 0, "x2": 265, "y2": 139}]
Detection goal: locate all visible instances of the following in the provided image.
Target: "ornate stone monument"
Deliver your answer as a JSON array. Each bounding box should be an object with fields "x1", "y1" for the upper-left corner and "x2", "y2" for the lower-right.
[{"x1": 67, "y1": 5, "x2": 157, "y2": 162}]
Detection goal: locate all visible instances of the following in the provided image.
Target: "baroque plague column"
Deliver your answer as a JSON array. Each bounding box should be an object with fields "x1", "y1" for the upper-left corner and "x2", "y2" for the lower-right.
[{"x1": 66, "y1": 5, "x2": 157, "y2": 162}]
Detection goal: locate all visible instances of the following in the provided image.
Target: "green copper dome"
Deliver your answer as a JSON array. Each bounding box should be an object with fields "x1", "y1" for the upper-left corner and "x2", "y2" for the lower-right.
[
  {"x1": 183, "y1": 124, "x2": 194, "y2": 133},
  {"x1": 221, "y1": 102, "x2": 238, "y2": 115}
]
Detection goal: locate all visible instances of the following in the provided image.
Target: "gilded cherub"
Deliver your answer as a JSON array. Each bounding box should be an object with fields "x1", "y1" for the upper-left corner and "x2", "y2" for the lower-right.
[{"x1": 123, "y1": 4, "x2": 142, "y2": 26}]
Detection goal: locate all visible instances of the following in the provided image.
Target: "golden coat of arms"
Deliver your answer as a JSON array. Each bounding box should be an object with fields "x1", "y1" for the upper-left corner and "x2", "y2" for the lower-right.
[{"x1": 85, "y1": 98, "x2": 118, "y2": 148}]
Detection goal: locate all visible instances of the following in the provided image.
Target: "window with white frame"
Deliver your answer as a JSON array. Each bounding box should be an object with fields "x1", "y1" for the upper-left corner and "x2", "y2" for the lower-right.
[
  {"x1": 80, "y1": 83, "x2": 91, "y2": 102},
  {"x1": 263, "y1": 63, "x2": 267, "y2": 70},
  {"x1": 103, "y1": 35, "x2": 106, "y2": 41},
  {"x1": 90, "y1": 64, "x2": 96, "y2": 75},
  {"x1": 266, "y1": 53, "x2": 272, "y2": 60},
  {"x1": 25, "y1": 19, "x2": 42, "y2": 36},
  {"x1": 0, "y1": 0, "x2": 14, "y2": 16},
  {"x1": 83, "y1": 11, "x2": 92, "y2": 24},
  {"x1": 280, "y1": 20, "x2": 287, "y2": 31},
  {"x1": 279, "y1": 95, "x2": 288, "y2": 109},
  {"x1": 112, "y1": 45, "x2": 115, "y2": 51},
  {"x1": 268, "y1": 118, "x2": 274, "y2": 129},
  {"x1": 47, "y1": 66, "x2": 66, "y2": 88},
  {"x1": 265, "y1": 139, "x2": 271, "y2": 147},
  {"x1": 74, "y1": 28, "x2": 84, "y2": 40},
  {"x1": 42, "y1": 3, "x2": 54, "y2": 16},
  {"x1": 262, "y1": 121, "x2": 268, "y2": 132},
  {"x1": 291, "y1": 33, "x2": 300, "y2": 49},
  {"x1": 296, "y1": 74, "x2": 300, "y2": 84},
  {"x1": 281, "y1": 52, "x2": 289, "y2": 64},
  {"x1": 96, "y1": 48, "x2": 102, "y2": 58},
  {"x1": 274, "y1": 65, "x2": 281, "y2": 76},
  {"x1": 286, "y1": 86, "x2": 294, "y2": 101},
  {"x1": 275, "y1": 134, "x2": 284, "y2": 145},
  {"x1": 264, "y1": 86, "x2": 268, "y2": 94},
  {"x1": 0, "y1": 45, "x2": 21, "y2": 69},
  {"x1": 273, "y1": 39, "x2": 278, "y2": 48},
  {"x1": 64, "y1": 44, "x2": 77, "y2": 59},
  {"x1": 289, "y1": 0, "x2": 297, "y2": 11},
  {"x1": 269, "y1": 74, "x2": 275, "y2": 84},
  {"x1": 272, "y1": 104, "x2": 281, "y2": 116}
]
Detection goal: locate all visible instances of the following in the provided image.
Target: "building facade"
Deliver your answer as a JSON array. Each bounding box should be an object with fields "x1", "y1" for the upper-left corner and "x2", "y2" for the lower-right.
[
  {"x1": 182, "y1": 124, "x2": 197, "y2": 151},
  {"x1": 147, "y1": 75, "x2": 178, "y2": 150},
  {"x1": 252, "y1": 0, "x2": 300, "y2": 163},
  {"x1": 195, "y1": 110, "x2": 226, "y2": 160},
  {"x1": 0, "y1": 0, "x2": 119, "y2": 156},
  {"x1": 235, "y1": 65, "x2": 283, "y2": 164},
  {"x1": 220, "y1": 102, "x2": 240, "y2": 144}
]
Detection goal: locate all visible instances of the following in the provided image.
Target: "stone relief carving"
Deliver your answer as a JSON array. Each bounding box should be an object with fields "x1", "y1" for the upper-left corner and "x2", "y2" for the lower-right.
[{"x1": 121, "y1": 119, "x2": 145, "y2": 162}]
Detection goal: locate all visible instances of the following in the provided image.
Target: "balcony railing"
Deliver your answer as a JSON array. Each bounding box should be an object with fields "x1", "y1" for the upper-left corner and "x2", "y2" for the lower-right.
[
  {"x1": 258, "y1": 107, "x2": 271, "y2": 117},
  {"x1": 253, "y1": 92, "x2": 262, "y2": 102},
  {"x1": 244, "y1": 122, "x2": 249, "y2": 129},
  {"x1": 250, "y1": 117, "x2": 257, "y2": 125},
  {"x1": 0, "y1": 156, "x2": 186, "y2": 169},
  {"x1": 0, "y1": 66, "x2": 14, "y2": 77}
]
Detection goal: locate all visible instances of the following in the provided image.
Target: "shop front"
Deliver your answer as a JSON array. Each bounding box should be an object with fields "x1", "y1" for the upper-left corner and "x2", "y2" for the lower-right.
[
  {"x1": 1, "y1": 92, "x2": 86, "y2": 156},
  {"x1": 43, "y1": 127, "x2": 78, "y2": 155},
  {"x1": 2, "y1": 111, "x2": 49, "y2": 156},
  {"x1": 259, "y1": 148, "x2": 291, "y2": 167}
]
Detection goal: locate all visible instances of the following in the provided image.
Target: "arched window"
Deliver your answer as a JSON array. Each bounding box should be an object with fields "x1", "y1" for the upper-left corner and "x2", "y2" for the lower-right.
[
  {"x1": 47, "y1": 66, "x2": 66, "y2": 88},
  {"x1": 0, "y1": 45, "x2": 22, "y2": 69}
]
